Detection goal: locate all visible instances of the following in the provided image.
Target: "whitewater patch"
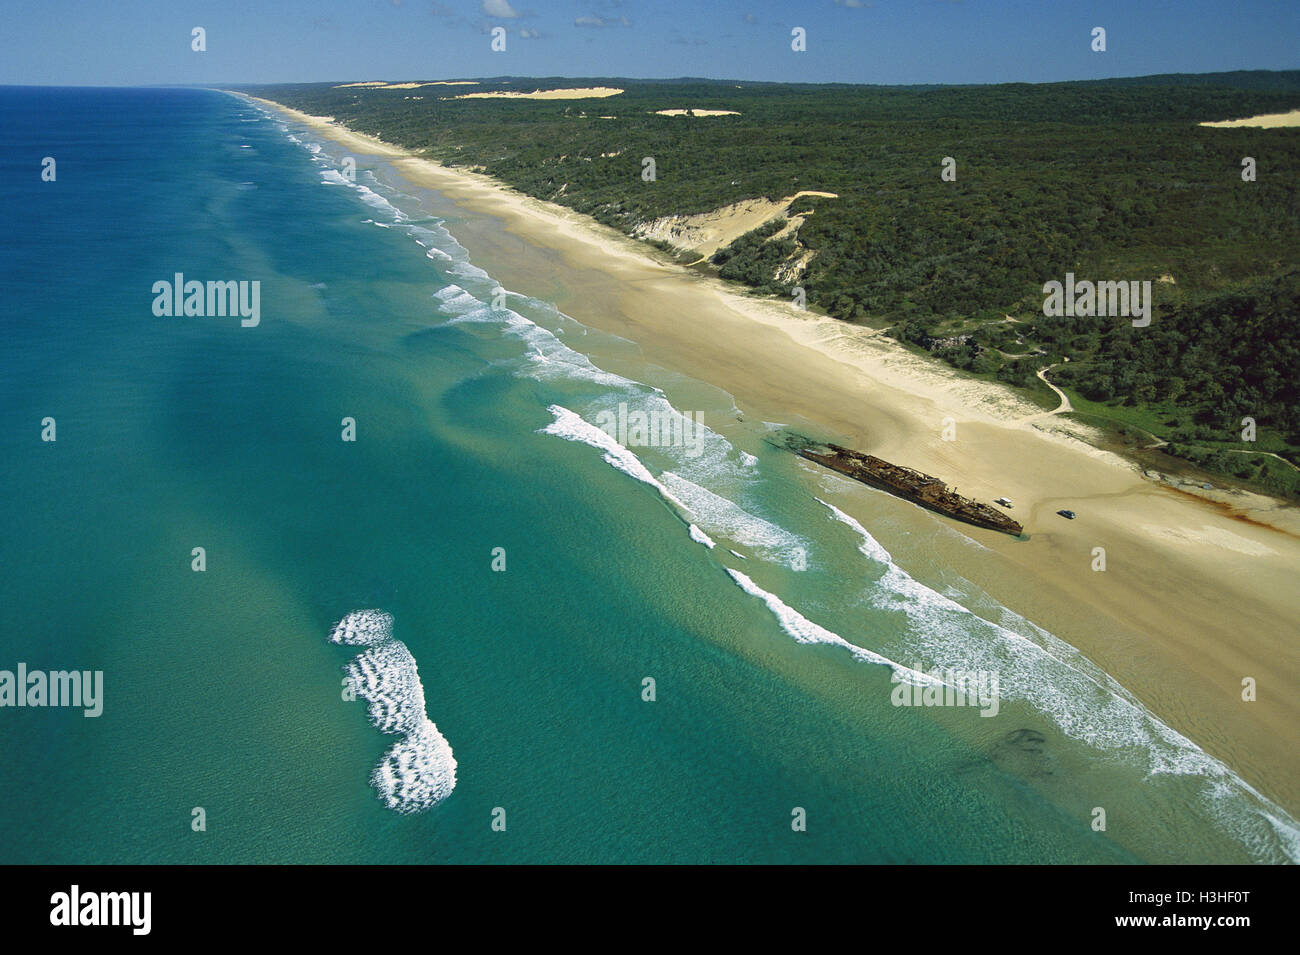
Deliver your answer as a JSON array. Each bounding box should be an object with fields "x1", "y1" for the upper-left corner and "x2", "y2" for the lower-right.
[
  {"x1": 814, "y1": 497, "x2": 1300, "y2": 863},
  {"x1": 328, "y1": 610, "x2": 456, "y2": 813},
  {"x1": 330, "y1": 608, "x2": 393, "y2": 645}
]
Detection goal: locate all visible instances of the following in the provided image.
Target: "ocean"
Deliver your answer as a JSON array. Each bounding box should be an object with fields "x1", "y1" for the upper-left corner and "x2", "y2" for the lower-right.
[{"x1": 0, "y1": 86, "x2": 1294, "y2": 863}]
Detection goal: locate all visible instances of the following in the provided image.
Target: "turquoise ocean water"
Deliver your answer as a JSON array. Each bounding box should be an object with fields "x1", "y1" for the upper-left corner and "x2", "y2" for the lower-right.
[{"x1": 0, "y1": 87, "x2": 1295, "y2": 863}]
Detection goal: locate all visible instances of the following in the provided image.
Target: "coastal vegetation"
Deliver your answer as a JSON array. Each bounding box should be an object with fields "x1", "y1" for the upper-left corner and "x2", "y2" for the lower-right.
[{"x1": 245, "y1": 73, "x2": 1300, "y2": 495}]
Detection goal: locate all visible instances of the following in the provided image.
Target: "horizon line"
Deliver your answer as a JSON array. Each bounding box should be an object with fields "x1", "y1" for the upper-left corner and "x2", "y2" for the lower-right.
[{"x1": 4, "y1": 66, "x2": 1300, "y2": 92}]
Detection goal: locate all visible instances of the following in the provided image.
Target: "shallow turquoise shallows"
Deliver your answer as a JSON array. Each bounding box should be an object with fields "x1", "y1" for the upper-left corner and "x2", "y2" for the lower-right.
[{"x1": 0, "y1": 87, "x2": 1293, "y2": 863}]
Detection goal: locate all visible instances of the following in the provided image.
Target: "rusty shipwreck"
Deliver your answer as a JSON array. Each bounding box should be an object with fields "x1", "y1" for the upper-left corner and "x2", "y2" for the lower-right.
[{"x1": 773, "y1": 433, "x2": 1024, "y2": 537}]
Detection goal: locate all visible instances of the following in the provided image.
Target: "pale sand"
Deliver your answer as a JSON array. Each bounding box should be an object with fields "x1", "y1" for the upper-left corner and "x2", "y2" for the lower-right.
[
  {"x1": 241, "y1": 94, "x2": 1300, "y2": 814},
  {"x1": 1200, "y1": 109, "x2": 1300, "y2": 128},
  {"x1": 634, "y1": 191, "x2": 838, "y2": 261},
  {"x1": 653, "y1": 109, "x2": 742, "y2": 116},
  {"x1": 450, "y1": 87, "x2": 624, "y2": 100},
  {"x1": 381, "y1": 82, "x2": 469, "y2": 90},
  {"x1": 333, "y1": 81, "x2": 480, "y2": 89}
]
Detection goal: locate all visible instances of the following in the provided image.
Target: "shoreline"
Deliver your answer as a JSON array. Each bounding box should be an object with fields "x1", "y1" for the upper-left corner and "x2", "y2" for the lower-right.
[{"x1": 236, "y1": 93, "x2": 1300, "y2": 818}]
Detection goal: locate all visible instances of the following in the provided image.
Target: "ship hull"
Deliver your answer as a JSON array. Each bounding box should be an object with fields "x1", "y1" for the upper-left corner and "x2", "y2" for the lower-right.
[{"x1": 797, "y1": 444, "x2": 1024, "y2": 537}]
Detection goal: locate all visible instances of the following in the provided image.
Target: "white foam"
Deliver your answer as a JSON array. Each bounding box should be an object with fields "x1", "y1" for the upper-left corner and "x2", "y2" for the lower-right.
[
  {"x1": 439, "y1": 291, "x2": 632, "y2": 390},
  {"x1": 539, "y1": 405, "x2": 686, "y2": 510},
  {"x1": 725, "y1": 569, "x2": 937, "y2": 686},
  {"x1": 354, "y1": 183, "x2": 408, "y2": 220},
  {"x1": 328, "y1": 609, "x2": 394, "y2": 646},
  {"x1": 816, "y1": 499, "x2": 894, "y2": 565},
  {"x1": 433, "y1": 284, "x2": 485, "y2": 316},
  {"x1": 330, "y1": 610, "x2": 456, "y2": 814},
  {"x1": 688, "y1": 524, "x2": 716, "y2": 549},
  {"x1": 512, "y1": 322, "x2": 631, "y2": 387},
  {"x1": 449, "y1": 260, "x2": 492, "y2": 282},
  {"x1": 663, "y1": 471, "x2": 807, "y2": 565},
  {"x1": 316, "y1": 168, "x2": 408, "y2": 221},
  {"x1": 372, "y1": 722, "x2": 457, "y2": 813},
  {"x1": 578, "y1": 391, "x2": 752, "y2": 490},
  {"x1": 345, "y1": 640, "x2": 425, "y2": 735}
]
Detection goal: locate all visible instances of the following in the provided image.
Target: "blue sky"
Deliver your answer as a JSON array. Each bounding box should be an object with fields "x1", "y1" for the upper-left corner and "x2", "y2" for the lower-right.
[{"x1": 3, "y1": 0, "x2": 1296, "y2": 87}]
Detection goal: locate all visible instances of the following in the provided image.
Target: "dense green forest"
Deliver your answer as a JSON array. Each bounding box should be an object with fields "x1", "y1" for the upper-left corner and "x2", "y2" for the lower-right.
[{"x1": 243, "y1": 73, "x2": 1300, "y2": 495}]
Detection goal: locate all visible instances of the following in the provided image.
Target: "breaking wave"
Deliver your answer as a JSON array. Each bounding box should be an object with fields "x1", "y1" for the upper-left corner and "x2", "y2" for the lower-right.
[{"x1": 329, "y1": 610, "x2": 457, "y2": 814}]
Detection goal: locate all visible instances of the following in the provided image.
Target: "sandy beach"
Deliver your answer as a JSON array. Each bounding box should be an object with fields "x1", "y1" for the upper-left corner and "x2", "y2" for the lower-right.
[{"x1": 242, "y1": 94, "x2": 1300, "y2": 815}]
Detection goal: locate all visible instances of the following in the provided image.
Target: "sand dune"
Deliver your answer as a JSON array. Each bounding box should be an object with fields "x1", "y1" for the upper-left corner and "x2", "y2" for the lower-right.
[
  {"x1": 653, "y1": 108, "x2": 741, "y2": 116},
  {"x1": 1199, "y1": 109, "x2": 1300, "y2": 128},
  {"x1": 383, "y1": 81, "x2": 477, "y2": 90},
  {"x1": 450, "y1": 87, "x2": 623, "y2": 100},
  {"x1": 634, "y1": 190, "x2": 838, "y2": 261},
  {"x1": 334, "y1": 81, "x2": 479, "y2": 89}
]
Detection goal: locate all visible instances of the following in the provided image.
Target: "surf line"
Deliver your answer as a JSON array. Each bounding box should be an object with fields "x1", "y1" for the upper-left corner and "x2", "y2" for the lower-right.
[{"x1": 891, "y1": 666, "x2": 1000, "y2": 717}]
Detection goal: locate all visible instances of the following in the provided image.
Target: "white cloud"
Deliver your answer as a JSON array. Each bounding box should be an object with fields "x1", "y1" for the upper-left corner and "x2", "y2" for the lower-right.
[{"x1": 482, "y1": 0, "x2": 519, "y2": 18}]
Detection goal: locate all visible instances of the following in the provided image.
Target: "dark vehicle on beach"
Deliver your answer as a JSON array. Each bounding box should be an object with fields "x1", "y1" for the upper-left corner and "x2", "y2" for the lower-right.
[{"x1": 1057, "y1": 509, "x2": 1076, "y2": 519}]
